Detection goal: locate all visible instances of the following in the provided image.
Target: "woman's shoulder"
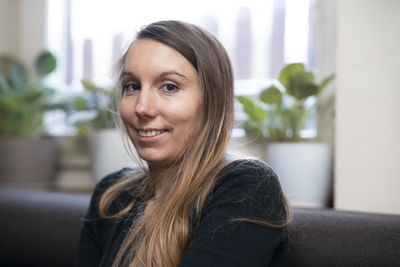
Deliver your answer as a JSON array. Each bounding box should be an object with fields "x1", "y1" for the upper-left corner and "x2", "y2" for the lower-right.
[
  {"x1": 95, "y1": 167, "x2": 135, "y2": 192},
  {"x1": 217, "y1": 158, "x2": 278, "y2": 186},
  {"x1": 86, "y1": 167, "x2": 138, "y2": 220},
  {"x1": 208, "y1": 158, "x2": 287, "y2": 222},
  {"x1": 92, "y1": 167, "x2": 136, "y2": 198}
]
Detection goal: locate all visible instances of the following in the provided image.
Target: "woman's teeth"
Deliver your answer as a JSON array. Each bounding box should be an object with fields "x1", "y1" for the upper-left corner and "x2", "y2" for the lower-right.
[{"x1": 138, "y1": 129, "x2": 165, "y2": 137}]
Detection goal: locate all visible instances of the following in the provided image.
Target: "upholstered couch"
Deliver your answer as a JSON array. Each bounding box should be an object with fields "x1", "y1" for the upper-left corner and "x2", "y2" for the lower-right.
[{"x1": 1, "y1": 188, "x2": 399, "y2": 267}]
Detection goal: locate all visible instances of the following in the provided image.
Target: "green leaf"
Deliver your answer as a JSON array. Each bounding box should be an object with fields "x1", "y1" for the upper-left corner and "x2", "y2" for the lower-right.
[
  {"x1": 318, "y1": 73, "x2": 335, "y2": 92},
  {"x1": 279, "y1": 63, "x2": 319, "y2": 100},
  {"x1": 278, "y1": 63, "x2": 306, "y2": 88},
  {"x1": 0, "y1": 71, "x2": 10, "y2": 93},
  {"x1": 250, "y1": 105, "x2": 266, "y2": 123},
  {"x1": 236, "y1": 96, "x2": 266, "y2": 123},
  {"x1": 97, "y1": 85, "x2": 114, "y2": 95},
  {"x1": 82, "y1": 79, "x2": 114, "y2": 95},
  {"x1": 267, "y1": 126, "x2": 287, "y2": 142},
  {"x1": 294, "y1": 83, "x2": 319, "y2": 100},
  {"x1": 9, "y1": 65, "x2": 28, "y2": 90},
  {"x1": 81, "y1": 79, "x2": 96, "y2": 92},
  {"x1": 260, "y1": 86, "x2": 282, "y2": 105},
  {"x1": 236, "y1": 95, "x2": 255, "y2": 109},
  {"x1": 0, "y1": 56, "x2": 28, "y2": 89},
  {"x1": 73, "y1": 96, "x2": 89, "y2": 110},
  {"x1": 21, "y1": 89, "x2": 43, "y2": 103},
  {"x1": 243, "y1": 120, "x2": 264, "y2": 138},
  {"x1": 34, "y1": 51, "x2": 57, "y2": 76}
]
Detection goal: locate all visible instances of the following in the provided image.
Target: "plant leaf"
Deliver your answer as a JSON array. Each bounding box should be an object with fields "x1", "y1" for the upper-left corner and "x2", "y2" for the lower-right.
[
  {"x1": 243, "y1": 120, "x2": 264, "y2": 138},
  {"x1": 21, "y1": 89, "x2": 43, "y2": 103},
  {"x1": 0, "y1": 56, "x2": 28, "y2": 90},
  {"x1": 81, "y1": 79, "x2": 96, "y2": 92},
  {"x1": 318, "y1": 73, "x2": 335, "y2": 92},
  {"x1": 278, "y1": 63, "x2": 306, "y2": 88},
  {"x1": 236, "y1": 95, "x2": 255, "y2": 109},
  {"x1": 279, "y1": 63, "x2": 319, "y2": 100},
  {"x1": 260, "y1": 86, "x2": 282, "y2": 105},
  {"x1": 35, "y1": 51, "x2": 57, "y2": 77},
  {"x1": 294, "y1": 83, "x2": 319, "y2": 100},
  {"x1": 73, "y1": 96, "x2": 89, "y2": 110},
  {"x1": 236, "y1": 96, "x2": 266, "y2": 123},
  {"x1": 0, "y1": 71, "x2": 10, "y2": 93}
]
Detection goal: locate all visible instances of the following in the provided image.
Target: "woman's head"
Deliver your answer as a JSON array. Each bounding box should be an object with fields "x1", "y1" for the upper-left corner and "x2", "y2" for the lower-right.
[{"x1": 118, "y1": 21, "x2": 234, "y2": 171}]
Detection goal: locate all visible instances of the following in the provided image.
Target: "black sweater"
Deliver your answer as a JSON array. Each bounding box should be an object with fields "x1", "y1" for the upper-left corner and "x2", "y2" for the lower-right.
[{"x1": 76, "y1": 159, "x2": 288, "y2": 267}]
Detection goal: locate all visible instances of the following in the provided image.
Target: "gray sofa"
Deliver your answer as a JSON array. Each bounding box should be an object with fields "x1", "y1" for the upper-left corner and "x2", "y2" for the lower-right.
[{"x1": 1, "y1": 188, "x2": 399, "y2": 267}]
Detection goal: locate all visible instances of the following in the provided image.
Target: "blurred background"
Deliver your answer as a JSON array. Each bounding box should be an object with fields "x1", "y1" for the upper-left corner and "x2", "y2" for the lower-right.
[{"x1": 0, "y1": 0, "x2": 399, "y2": 215}]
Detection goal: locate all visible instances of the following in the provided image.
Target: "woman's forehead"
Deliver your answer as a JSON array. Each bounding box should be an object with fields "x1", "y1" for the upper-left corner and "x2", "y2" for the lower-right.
[{"x1": 123, "y1": 39, "x2": 197, "y2": 78}]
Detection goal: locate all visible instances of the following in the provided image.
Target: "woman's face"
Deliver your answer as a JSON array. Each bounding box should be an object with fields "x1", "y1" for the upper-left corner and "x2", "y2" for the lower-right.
[{"x1": 120, "y1": 38, "x2": 203, "y2": 170}]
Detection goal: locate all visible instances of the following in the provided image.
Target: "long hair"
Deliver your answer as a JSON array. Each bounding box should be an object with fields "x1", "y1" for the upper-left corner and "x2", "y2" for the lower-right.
[{"x1": 99, "y1": 20, "x2": 236, "y2": 267}]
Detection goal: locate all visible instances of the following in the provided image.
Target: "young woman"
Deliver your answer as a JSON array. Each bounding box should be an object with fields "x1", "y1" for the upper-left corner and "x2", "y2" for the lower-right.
[{"x1": 77, "y1": 20, "x2": 289, "y2": 267}]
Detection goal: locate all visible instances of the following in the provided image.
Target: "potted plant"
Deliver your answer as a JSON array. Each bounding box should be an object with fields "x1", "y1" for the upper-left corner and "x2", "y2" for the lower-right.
[
  {"x1": 69, "y1": 80, "x2": 137, "y2": 182},
  {"x1": 70, "y1": 79, "x2": 115, "y2": 137},
  {"x1": 0, "y1": 51, "x2": 61, "y2": 187},
  {"x1": 236, "y1": 63, "x2": 335, "y2": 207}
]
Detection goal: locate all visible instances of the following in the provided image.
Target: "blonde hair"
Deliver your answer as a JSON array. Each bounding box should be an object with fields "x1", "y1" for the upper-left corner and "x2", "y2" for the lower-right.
[{"x1": 99, "y1": 21, "x2": 288, "y2": 267}]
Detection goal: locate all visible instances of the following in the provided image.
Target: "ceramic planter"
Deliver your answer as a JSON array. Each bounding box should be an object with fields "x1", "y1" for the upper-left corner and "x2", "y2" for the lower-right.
[
  {"x1": 0, "y1": 137, "x2": 58, "y2": 188},
  {"x1": 228, "y1": 136, "x2": 266, "y2": 161},
  {"x1": 89, "y1": 129, "x2": 138, "y2": 183},
  {"x1": 266, "y1": 142, "x2": 333, "y2": 207}
]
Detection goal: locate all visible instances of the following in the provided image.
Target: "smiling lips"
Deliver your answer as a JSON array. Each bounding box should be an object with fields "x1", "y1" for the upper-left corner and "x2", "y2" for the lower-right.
[{"x1": 137, "y1": 129, "x2": 167, "y2": 137}]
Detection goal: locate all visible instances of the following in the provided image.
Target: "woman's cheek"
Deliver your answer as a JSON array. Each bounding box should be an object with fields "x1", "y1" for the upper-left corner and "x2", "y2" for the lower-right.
[{"x1": 119, "y1": 99, "x2": 133, "y2": 122}]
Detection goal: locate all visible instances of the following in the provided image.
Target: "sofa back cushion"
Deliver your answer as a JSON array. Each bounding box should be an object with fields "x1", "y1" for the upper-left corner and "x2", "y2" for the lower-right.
[
  {"x1": 285, "y1": 207, "x2": 400, "y2": 267},
  {"x1": 1, "y1": 189, "x2": 400, "y2": 267},
  {"x1": 0, "y1": 188, "x2": 90, "y2": 267}
]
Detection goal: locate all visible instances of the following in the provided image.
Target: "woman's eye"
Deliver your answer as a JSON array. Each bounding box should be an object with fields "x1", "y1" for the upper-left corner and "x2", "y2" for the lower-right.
[
  {"x1": 122, "y1": 83, "x2": 140, "y2": 92},
  {"x1": 161, "y1": 83, "x2": 179, "y2": 93}
]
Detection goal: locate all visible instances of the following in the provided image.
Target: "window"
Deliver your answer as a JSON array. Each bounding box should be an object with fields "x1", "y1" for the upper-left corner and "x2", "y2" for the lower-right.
[{"x1": 45, "y1": 0, "x2": 314, "y2": 136}]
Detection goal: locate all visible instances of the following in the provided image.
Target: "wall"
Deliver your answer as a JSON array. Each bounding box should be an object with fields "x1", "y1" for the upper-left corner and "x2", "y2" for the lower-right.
[
  {"x1": 0, "y1": 0, "x2": 20, "y2": 56},
  {"x1": 315, "y1": 0, "x2": 336, "y2": 145},
  {"x1": 0, "y1": 0, "x2": 47, "y2": 66},
  {"x1": 335, "y1": 0, "x2": 400, "y2": 214}
]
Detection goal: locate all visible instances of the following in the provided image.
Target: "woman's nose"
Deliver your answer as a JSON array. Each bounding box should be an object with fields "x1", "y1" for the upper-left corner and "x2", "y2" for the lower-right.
[{"x1": 135, "y1": 88, "x2": 158, "y2": 118}]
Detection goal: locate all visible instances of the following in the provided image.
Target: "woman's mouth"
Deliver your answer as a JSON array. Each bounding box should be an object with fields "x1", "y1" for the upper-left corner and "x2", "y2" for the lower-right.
[{"x1": 137, "y1": 129, "x2": 167, "y2": 137}]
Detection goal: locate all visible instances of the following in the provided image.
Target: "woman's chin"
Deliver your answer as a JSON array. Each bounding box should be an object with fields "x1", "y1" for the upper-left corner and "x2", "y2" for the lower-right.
[{"x1": 138, "y1": 153, "x2": 172, "y2": 169}]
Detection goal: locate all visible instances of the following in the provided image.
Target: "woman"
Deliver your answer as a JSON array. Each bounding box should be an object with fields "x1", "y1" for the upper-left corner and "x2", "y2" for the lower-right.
[{"x1": 77, "y1": 20, "x2": 289, "y2": 267}]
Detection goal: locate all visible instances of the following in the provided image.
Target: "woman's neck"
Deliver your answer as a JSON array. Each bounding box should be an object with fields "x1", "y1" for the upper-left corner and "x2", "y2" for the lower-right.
[
  {"x1": 148, "y1": 161, "x2": 180, "y2": 200},
  {"x1": 148, "y1": 165, "x2": 168, "y2": 200}
]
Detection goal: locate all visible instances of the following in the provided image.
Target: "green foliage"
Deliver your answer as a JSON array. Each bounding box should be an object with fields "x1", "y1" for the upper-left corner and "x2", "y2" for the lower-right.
[
  {"x1": 236, "y1": 96, "x2": 265, "y2": 137},
  {"x1": 236, "y1": 63, "x2": 335, "y2": 142},
  {"x1": 35, "y1": 52, "x2": 57, "y2": 77},
  {"x1": 0, "y1": 51, "x2": 62, "y2": 138},
  {"x1": 69, "y1": 79, "x2": 116, "y2": 136}
]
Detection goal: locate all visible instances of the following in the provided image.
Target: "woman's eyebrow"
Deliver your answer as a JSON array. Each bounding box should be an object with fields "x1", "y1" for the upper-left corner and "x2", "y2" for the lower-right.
[
  {"x1": 160, "y1": 71, "x2": 188, "y2": 80},
  {"x1": 121, "y1": 71, "x2": 138, "y2": 80},
  {"x1": 120, "y1": 70, "x2": 188, "y2": 80}
]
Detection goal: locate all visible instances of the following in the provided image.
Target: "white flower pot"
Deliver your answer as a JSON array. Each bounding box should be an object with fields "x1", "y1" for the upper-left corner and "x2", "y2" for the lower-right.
[
  {"x1": 228, "y1": 136, "x2": 266, "y2": 161},
  {"x1": 89, "y1": 129, "x2": 138, "y2": 183},
  {"x1": 266, "y1": 142, "x2": 332, "y2": 207}
]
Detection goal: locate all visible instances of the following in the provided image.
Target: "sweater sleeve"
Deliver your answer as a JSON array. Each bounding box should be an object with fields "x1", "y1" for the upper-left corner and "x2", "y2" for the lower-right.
[
  {"x1": 75, "y1": 168, "x2": 132, "y2": 267},
  {"x1": 177, "y1": 159, "x2": 288, "y2": 267}
]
